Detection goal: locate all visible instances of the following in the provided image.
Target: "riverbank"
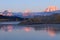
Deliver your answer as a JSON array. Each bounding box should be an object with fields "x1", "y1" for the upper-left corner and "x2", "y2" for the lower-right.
[{"x1": 0, "y1": 21, "x2": 20, "y2": 24}]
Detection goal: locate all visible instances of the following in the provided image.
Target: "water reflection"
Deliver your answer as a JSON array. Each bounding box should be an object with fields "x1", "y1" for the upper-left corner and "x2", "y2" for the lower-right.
[
  {"x1": 47, "y1": 28, "x2": 56, "y2": 37},
  {"x1": 24, "y1": 27, "x2": 31, "y2": 32},
  {"x1": 0, "y1": 25, "x2": 32, "y2": 32},
  {"x1": 0, "y1": 24, "x2": 60, "y2": 37}
]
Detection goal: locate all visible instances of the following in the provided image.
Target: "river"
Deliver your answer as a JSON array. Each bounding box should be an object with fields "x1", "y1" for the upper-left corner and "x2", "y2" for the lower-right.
[{"x1": 0, "y1": 24, "x2": 60, "y2": 40}]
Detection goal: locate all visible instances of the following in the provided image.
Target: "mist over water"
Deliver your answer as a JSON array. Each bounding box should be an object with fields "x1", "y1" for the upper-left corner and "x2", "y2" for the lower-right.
[{"x1": 0, "y1": 24, "x2": 60, "y2": 40}]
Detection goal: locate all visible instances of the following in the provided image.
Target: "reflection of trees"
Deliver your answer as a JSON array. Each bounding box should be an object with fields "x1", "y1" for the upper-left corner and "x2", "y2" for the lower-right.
[
  {"x1": 26, "y1": 25, "x2": 60, "y2": 37},
  {"x1": 26, "y1": 24, "x2": 60, "y2": 34},
  {"x1": 0, "y1": 24, "x2": 60, "y2": 33},
  {"x1": 0, "y1": 25, "x2": 31, "y2": 32}
]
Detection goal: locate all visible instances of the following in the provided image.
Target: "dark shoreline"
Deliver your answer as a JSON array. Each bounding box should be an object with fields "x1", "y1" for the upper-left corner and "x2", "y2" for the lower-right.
[{"x1": 19, "y1": 23, "x2": 60, "y2": 25}]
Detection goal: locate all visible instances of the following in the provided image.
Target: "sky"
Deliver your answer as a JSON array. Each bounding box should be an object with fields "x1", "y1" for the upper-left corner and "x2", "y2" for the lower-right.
[{"x1": 0, "y1": 0, "x2": 59, "y2": 12}]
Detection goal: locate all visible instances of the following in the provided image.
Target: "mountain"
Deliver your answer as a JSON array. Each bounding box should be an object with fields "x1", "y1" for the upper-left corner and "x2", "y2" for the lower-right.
[
  {"x1": 1, "y1": 10, "x2": 60, "y2": 19},
  {"x1": 12, "y1": 10, "x2": 60, "y2": 18}
]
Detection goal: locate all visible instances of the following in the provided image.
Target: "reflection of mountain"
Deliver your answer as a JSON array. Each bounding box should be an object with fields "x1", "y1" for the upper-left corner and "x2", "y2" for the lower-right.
[{"x1": 0, "y1": 24, "x2": 60, "y2": 34}]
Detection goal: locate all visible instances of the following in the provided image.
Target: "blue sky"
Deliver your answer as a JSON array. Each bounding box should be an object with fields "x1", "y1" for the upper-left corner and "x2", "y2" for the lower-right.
[{"x1": 0, "y1": 0, "x2": 59, "y2": 12}]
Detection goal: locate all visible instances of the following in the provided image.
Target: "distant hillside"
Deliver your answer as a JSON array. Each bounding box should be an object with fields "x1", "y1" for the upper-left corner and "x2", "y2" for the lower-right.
[
  {"x1": 12, "y1": 10, "x2": 60, "y2": 18},
  {"x1": 0, "y1": 15, "x2": 24, "y2": 21},
  {"x1": 20, "y1": 13, "x2": 60, "y2": 24},
  {"x1": 0, "y1": 10, "x2": 60, "y2": 22}
]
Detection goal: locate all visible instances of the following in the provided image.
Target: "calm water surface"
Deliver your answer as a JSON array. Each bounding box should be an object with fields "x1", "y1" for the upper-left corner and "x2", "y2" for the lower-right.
[{"x1": 0, "y1": 24, "x2": 60, "y2": 40}]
